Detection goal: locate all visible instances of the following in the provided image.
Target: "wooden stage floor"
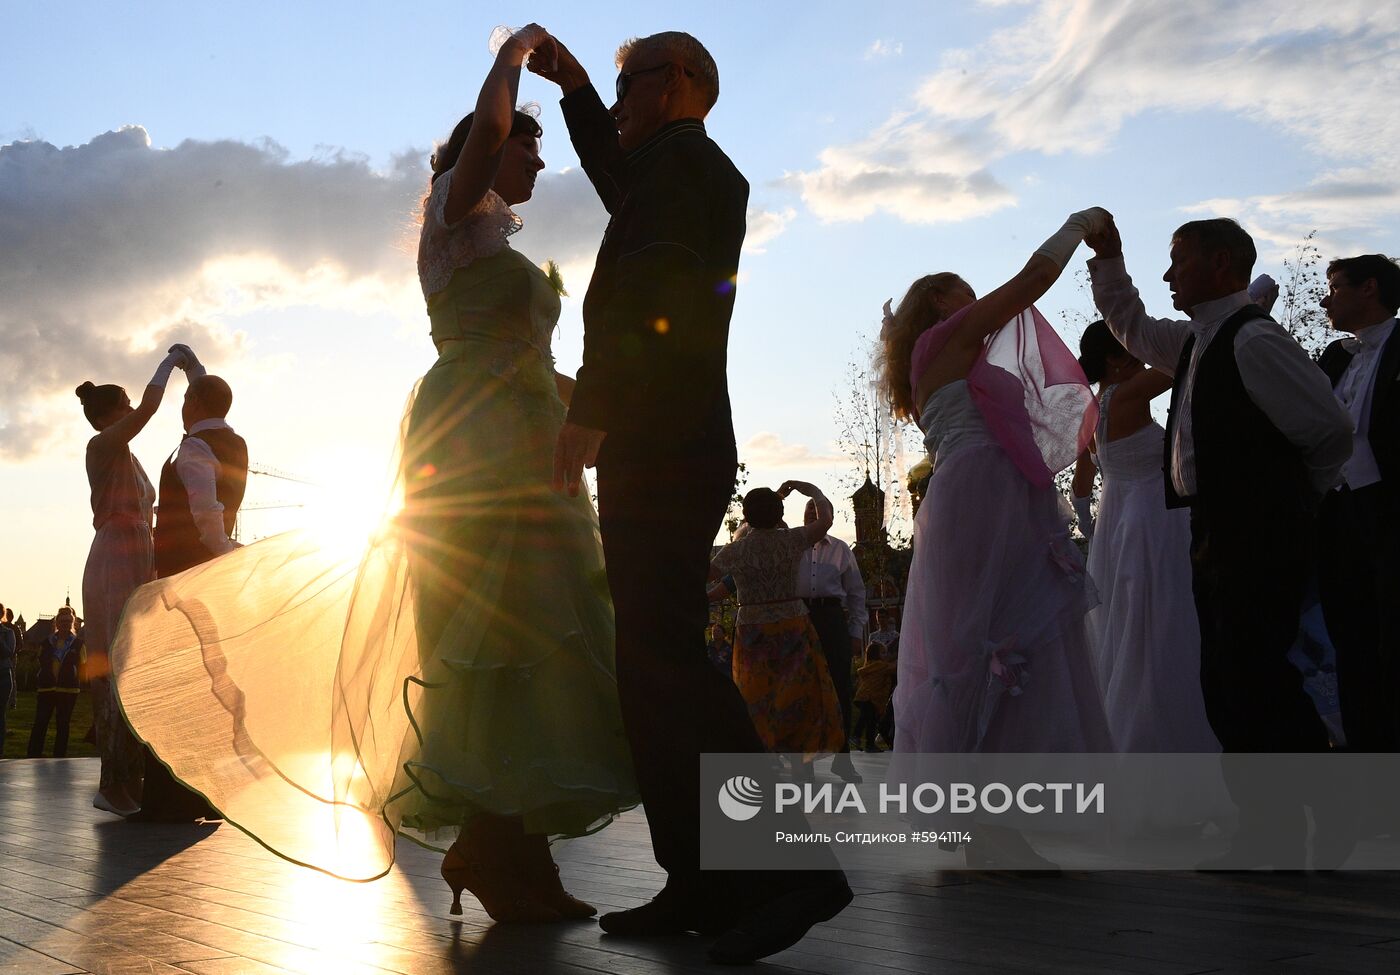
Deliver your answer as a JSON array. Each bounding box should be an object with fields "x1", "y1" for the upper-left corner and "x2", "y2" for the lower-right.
[{"x1": 1, "y1": 758, "x2": 1397, "y2": 974}]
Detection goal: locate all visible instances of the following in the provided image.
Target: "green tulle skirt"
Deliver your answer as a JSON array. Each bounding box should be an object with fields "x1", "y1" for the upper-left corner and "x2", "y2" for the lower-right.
[
  {"x1": 108, "y1": 336, "x2": 637, "y2": 881},
  {"x1": 392, "y1": 338, "x2": 638, "y2": 840}
]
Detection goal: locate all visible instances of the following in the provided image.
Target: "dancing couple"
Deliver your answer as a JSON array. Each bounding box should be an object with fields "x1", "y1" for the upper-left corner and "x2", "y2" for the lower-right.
[
  {"x1": 78, "y1": 343, "x2": 244, "y2": 820},
  {"x1": 111, "y1": 24, "x2": 848, "y2": 964}
]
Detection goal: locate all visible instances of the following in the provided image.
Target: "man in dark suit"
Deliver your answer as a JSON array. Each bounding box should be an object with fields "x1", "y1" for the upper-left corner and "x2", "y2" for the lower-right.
[
  {"x1": 134, "y1": 358, "x2": 247, "y2": 821},
  {"x1": 532, "y1": 29, "x2": 850, "y2": 963},
  {"x1": 1317, "y1": 254, "x2": 1400, "y2": 752}
]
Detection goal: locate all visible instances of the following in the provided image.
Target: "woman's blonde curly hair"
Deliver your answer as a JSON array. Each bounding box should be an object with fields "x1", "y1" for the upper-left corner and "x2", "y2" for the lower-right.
[{"x1": 874, "y1": 272, "x2": 968, "y2": 423}]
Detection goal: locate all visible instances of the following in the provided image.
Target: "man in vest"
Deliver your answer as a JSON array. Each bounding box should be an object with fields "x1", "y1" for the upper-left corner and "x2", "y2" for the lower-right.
[
  {"x1": 153, "y1": 370, "x2": 247, "y2": 577},
  {"x1": 1317, "y1": 254, "x2": 1400, "y2": 752},
  {"x1": 134, "y1": 352, "x2": 247, "y2": 821},
  {"x1": 1086, "y1": 215, "x2": 1352, "y2": 867}
]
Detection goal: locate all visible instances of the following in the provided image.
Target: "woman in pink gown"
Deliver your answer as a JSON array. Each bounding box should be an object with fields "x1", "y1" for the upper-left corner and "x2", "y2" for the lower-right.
[
  {"x1": 76, "y1": 349, "x2": 191, "y2": 816},
  {"x1": 876, "y1": 210, "x2": 1115, "y2": 760}
]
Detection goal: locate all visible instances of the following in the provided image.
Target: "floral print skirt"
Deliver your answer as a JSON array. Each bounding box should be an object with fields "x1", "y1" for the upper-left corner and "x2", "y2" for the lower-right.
[{"x1": 733, "y1": 615, "x2": 845, "y2": 757}]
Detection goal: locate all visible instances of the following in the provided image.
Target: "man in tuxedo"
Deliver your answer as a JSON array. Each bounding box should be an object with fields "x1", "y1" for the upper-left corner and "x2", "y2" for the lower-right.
[
  {"x1": 134, "y1": 359, "x2": 247, "y2": 821},
  {"x1": 1086, "y1": 216, "x2": 1352, "y2": 863},
  {"x1": 532, "y1": 30, "x2": 850, "y2": 963},
  {"x1": 1317, "y1": 254, "x2": 1400, "y2": 752}
]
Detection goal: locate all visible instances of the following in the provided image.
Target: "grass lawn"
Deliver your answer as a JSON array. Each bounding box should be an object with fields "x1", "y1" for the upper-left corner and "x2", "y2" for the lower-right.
[{"x1": 1, "y1": 689, "x2": 99, "y2": 760}]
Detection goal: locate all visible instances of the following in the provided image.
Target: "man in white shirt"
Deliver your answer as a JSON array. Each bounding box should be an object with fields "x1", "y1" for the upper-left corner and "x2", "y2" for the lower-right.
[
  {"x1": 868, "y1": 611, "x2": 898, "y2": 651},
  {"x1": 139, "y1": 357, "x2": 247, "y2": 822},
  {"x1": 1317, "y1": 254, "x2": 1400, "y2": 752},
  {"x1": 153, "y1": 370, "x2": 247, "y2": 577},
  {"x1": 794, "y1": 499, "x2": 866, "y2": 783},
  {"x1": 1087, "y1": 215, "x2": 1352, "y2": 865}
]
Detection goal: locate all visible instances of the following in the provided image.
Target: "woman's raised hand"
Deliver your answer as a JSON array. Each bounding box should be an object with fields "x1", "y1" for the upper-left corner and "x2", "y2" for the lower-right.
[
  {"x1": 500, "y1": 24, "x2": 557, "y2": 70},
  {"x1": 778, "y1": 480, "x2": 816, "y2": 498},
  {"x1": 1079, "y1": 207, "x2": 1112, "y2": 237}
]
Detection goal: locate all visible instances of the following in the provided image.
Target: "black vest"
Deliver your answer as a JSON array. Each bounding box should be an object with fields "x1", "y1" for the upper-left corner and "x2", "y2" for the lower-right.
[
  {"x1": 1162, "y1": 305, "x2": 1313, "y2": 520},
  {"x1": 154, "y1": 426, "x2": 249, "y2": 577}
]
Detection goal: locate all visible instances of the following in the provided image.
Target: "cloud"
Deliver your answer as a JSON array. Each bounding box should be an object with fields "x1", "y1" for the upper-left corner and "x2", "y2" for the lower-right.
[
  {"x1": 865, "y1": 40, "x2": 904, "y2": 59},
  {"x1": 745, "y1": 206, "x2": 797, "y2": 253},
  {"x1": 789, "y1": 1, "x2": 1400, "y2": 235},
  {"x1": 740, "y1": 432, "x2": 843, "y2": 469},
  {"x1": 0, "y1": 126, "x2": 433, "y2": 457},
  {"x1": 0, "y1": 127, "x2": 615, "y2": 459},
  {"x1": 786, "y1": 113, "x2": 1016, "y2": 224},
  {"x1": 511, "y1": 166, "x2": 608, "y2": 268}
]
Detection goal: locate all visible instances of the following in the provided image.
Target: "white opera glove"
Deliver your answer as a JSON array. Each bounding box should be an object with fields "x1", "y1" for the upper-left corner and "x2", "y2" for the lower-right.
[
  {"x1": 1248, "y1": 274, "x2": 1279, "y2": 315},
  {"x1": 148, "y1": 351, "x2": 184, "y2": 388},
  {"x1": 1071, "y1": 494, "x2": 1095, "y2": 542},
  {"x1": 1035, "y1": 208, "x2": 1113, "y2": 269},
  {"x1": 168, "y1": 343, "x2": 207, "y2": 379}
]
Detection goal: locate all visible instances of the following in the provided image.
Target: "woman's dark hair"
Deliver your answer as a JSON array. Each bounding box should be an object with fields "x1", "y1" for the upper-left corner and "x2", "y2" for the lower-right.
[
  {"x1": 741, "y1": 488, "x2": 784, "y2": 530},
  {"x1": 75, "y1": 381, "x2": 125, "y2": 430},
  {"x1": 1077, "y1": 320, "x2": 1126, "y2": 385},
  {"x1": 866, "y1": 640, "x2": 887, "y2": 662},
  {"x1": 430, "y1": 110, "x2": 544, "y2": 184}
]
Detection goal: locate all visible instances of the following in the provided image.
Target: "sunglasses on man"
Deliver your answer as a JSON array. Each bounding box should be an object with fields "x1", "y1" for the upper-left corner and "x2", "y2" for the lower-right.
[{"x1": 615, "y1": 62, "x2": 695, "y2": 103}]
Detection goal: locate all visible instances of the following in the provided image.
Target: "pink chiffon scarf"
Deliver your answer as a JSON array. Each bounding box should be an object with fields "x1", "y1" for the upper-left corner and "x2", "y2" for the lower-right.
[{"x1": 910, "y1": 302, "x2": 1097, "y2": 487}]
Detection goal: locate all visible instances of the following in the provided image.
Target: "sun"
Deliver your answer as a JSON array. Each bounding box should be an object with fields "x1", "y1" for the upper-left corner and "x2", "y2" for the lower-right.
[{"x1": 299, "y1": 455, "x2": 404, "y2": 565}]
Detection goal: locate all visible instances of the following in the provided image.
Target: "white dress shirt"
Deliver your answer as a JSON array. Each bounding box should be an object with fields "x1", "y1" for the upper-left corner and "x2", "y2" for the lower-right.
[
  {"x1": 177, "y1": 418, "x2": 238, "y2": 556},
  {"x1": 793, "y1": 535, "x2": 867, "y2": 638},
  {"x1": 1088, "y1": 256, "x2": 1352, "y2": 497},
  {"x1": 1334, "y1": 318, "x2": 1397, "y2": 490},
  {"x1": 868, "y1": 625, "x2": 899, "y2": 648}
]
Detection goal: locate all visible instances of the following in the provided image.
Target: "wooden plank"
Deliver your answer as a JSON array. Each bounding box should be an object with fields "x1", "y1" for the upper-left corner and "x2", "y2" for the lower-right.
[{"x1": 4, "y1": 758, "x2": 1400, "y2": 975}]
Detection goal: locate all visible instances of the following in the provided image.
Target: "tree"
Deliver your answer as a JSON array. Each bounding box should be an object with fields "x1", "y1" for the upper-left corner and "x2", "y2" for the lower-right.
[
  {"x1": 723, "y1": 461, "x2": 749, "y2": 539},
  {"x1": 833, "y1": 337, "x2": 921, "y2": 545},
  {"x1": 1274, "y1": 231, "x2": 1334, "y2": 360}
]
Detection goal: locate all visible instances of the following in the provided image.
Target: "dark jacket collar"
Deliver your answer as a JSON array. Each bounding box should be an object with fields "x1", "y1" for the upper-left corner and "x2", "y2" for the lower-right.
[{"x1": 627, "y1": 117, "x2": 707, "y2": 163}]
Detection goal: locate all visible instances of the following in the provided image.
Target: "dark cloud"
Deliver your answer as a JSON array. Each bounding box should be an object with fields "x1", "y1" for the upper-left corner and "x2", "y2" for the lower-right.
[{"x1": 0, "y1": 126, "x2": 430, "y2": 457}]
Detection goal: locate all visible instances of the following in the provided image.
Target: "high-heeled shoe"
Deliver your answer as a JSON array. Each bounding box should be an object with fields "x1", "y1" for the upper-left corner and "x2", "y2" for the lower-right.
[
  {"x1": 442, "y1": 818, "x2": 561, "y2": 923},
  {"x1": 519, "y1": 833, "x2": 596, "y2": 919},
  {"x1": 964, "y1": 825, "x2": 1061, "y2": 875},
  {"x1": 92, "y1": 790, "x2": 139, "y2": 817}
]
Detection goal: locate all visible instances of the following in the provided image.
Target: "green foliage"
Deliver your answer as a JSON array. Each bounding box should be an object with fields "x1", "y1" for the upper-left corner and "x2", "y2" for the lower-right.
[{"x1": 543, "y1": 260, "x2": 568, "y2": 297}]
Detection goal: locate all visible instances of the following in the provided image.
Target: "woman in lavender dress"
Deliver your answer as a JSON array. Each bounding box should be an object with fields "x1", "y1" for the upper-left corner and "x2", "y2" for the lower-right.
[{"x1": 876, "y1": 210, "x2": 1114, "y2": 865}]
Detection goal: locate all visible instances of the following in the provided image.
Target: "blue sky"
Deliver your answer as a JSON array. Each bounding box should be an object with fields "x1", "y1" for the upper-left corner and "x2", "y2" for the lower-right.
[{"x1": 3, "y1": 1, "x2": 1399, "y2": 620}]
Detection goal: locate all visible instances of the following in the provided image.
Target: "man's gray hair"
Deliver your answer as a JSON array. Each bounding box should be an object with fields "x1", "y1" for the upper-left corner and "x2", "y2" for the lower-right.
[{"x1": 616, "y1": 32, "x2": 719, "y2": 110}]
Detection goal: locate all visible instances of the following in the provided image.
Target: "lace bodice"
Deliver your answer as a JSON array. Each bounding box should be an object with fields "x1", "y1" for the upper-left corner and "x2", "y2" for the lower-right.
[
  {"x1": 918, "y1": 381, "x2": 996, "y2": 465},
  {"x1": 416, "y1": 172, "x2": 561, "y2": 367},
  {"x1": 1094, "y1": 385, "x2": 1166, "y2": 483},
  {"x1": 711, "y1": 528, "x2": 812, "y2": 626},
  {"x1": 417, "y1": 174, "x2": 523, "y2": 299}
]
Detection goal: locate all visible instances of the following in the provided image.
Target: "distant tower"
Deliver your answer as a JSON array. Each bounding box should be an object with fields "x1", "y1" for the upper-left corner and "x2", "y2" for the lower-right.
[{"x1": 851, "y1": 473, "x2": 886, "y2": 553}]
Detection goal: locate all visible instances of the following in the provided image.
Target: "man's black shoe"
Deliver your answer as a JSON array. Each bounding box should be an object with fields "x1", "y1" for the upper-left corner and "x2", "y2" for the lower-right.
[
  {"x1": 830, "y1": 752, "x2": 863, "y2": 784},
  {"x1": 707, "y1": 878, "x2": 853, "y2": 964}
]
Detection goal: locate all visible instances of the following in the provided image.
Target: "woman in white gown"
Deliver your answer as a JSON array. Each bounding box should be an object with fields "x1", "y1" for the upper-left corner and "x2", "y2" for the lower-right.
[
  {"x1": 1072, "y1": 321, "x2": 1219, "y2": 754},
  {"x1": 875, "y1": 211, "x2": 1114, "y2": 758}
]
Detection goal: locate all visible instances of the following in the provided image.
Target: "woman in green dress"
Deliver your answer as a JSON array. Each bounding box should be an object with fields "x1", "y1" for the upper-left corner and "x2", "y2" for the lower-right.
[
  {"x1": 404, "y1": 24, "x2": 638, "y2": 921},
  {"x1": 109, "y1": 24, "x2": 636, "y2": 922}
]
